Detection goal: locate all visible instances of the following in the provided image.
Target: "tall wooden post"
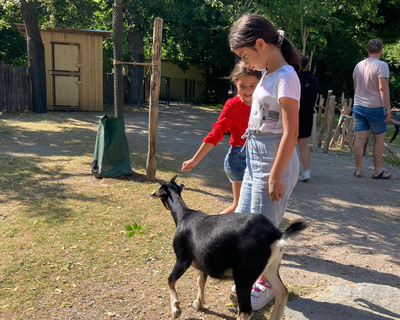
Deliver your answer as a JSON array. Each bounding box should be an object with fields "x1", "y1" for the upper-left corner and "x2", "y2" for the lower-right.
[
  {"x1": 323, "y1": 95, "x2": 336, "y2": 154},
  {"x1": 318, "y1": 90, "x2": 333, "y2": 147},
  {"x1": 146, "y1": 18, "x2": 163, "y2": 182}
]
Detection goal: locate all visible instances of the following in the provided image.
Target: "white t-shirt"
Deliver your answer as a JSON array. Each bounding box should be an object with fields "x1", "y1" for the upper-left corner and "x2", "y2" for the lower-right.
[
  {"x1": 248, "y1": 65, "x2": 300, "y2": 134},
  {"x1": 353, "y1": 58, "x2": 390, "y2": 108}
]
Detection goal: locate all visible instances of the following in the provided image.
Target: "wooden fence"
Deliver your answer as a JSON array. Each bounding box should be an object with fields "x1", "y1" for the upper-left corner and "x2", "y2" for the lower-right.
[
  {"x1": 312, "y1": 91, "x2": 400, "y2": 161},
  {"x1": 0, "y1": 64, "x2": 32, "y2": 112}
]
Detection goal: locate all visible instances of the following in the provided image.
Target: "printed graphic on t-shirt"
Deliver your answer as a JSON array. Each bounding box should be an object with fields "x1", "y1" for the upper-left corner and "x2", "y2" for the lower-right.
[
  {"x1": 249, "y1": 76, "x2": 282, "y2": 132},
  {"x1": 247, "y1": 65, "x2": 300, "y2": 134}
]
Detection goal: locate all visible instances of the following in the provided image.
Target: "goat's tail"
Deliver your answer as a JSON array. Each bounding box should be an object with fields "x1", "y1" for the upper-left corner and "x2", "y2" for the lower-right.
[{"x1": 282, "y1": 220, "x2": 307, "y2": 240}]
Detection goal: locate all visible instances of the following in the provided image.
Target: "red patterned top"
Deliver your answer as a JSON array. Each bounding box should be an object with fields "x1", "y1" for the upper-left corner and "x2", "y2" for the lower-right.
[{"x1": 203, "y1": 95, "x2": 250, "y2": 147}]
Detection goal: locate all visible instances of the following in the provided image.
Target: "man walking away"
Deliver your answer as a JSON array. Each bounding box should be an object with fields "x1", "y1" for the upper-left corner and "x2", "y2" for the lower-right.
[{"x1": 353, "y1": 39, "x2": 392, "y2": 179}]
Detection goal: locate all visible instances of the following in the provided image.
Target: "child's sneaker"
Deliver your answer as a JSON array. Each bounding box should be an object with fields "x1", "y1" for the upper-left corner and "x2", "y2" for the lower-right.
[
  {"x1": 251, "y1": 280, "x2": 274, "y2": 311},
  {"x1": 299, "y1": 170, "x2": 311, "y2": 182}
]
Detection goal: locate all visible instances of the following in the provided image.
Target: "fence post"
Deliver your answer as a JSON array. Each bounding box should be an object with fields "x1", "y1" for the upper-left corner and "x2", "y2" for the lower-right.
[
  {"x1": 323, "y1": 95, "x2": 336, "y2": 154},
  {"x1": 318, "y1": 90, "x2": 333, "y2": 147}
]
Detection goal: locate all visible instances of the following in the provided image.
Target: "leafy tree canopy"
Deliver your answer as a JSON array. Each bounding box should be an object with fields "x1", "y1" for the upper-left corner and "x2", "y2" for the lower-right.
[{"x1": 1, "y1": 0, "x2": 400, "y2": 103}]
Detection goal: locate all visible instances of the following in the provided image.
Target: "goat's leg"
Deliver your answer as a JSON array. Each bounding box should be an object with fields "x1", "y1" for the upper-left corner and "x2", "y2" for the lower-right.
[
  {"x1": 168, "y1": 261, "x2": 190, "y2": 319},
  {"x1": 263, "y1": 241, "x2": 288, "y2": 320},
  {"x1": 234, "y1": 272, "x2": 257, "y2": 320},
  {"x1": 192, "y1": 271, "x2": 207, "y2": 310}
]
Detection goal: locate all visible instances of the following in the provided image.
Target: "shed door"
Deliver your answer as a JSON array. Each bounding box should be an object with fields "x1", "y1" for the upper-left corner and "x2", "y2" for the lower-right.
[{"x1": 51, "y1": 42, "x2": 81, "y2": 110}]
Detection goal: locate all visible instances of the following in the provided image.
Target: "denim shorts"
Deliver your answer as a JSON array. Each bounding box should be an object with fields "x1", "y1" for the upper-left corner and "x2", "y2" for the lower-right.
[
  {"x1": 223, "y1": 146, "x2": 247, "y2": 182},
  {"x1": 353, "y1": 105, "x2": 387, "y2": 135},
  {"x1": 235, "y1": 133, "x2": 300, "y2": 227}
]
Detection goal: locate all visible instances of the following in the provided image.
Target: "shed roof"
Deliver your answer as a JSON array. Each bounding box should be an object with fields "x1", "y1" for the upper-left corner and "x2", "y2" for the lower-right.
[{"x1": 15, "y1": 24, "x2": 112, "y2": 40}]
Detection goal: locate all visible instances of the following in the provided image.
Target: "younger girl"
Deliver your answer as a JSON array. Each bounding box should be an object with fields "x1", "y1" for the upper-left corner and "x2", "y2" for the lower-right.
[
  {"x1": 182, "y1": 61, "x2": 261, "y2": 214},
  {"x1": 229, "y1": 14, "x2": 301, "y2": 310}
]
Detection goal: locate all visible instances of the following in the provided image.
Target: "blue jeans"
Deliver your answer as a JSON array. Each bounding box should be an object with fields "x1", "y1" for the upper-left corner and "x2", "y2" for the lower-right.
[
  {"x1": 235, "y1": 133, "x2": 300, "y2": 227},
  {"x1": 224, "y1": 146, "x2": 247, "y2": 182}
]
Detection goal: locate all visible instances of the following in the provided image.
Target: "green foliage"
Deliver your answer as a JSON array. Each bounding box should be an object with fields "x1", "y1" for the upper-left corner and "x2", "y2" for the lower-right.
[
  {"x1": 1, "y1": 0, "x2": 400, "y2": 103},
  {"x1": 0, "y1": 1, "x2": 27, "y2": 65},
  {"x1": 125, "y1": 222, "x2": 143, "y2": 237}
]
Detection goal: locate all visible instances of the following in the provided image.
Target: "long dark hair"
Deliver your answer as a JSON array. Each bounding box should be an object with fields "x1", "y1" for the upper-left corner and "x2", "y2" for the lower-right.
[{"x1": 229, "y1": 14, "x2": 300, "y2": 73}]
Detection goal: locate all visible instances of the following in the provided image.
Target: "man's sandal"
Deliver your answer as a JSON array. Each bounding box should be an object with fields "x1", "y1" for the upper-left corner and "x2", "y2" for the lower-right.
[{"x1": 371, "y1": 171, "x2": 391, "y2": 179}]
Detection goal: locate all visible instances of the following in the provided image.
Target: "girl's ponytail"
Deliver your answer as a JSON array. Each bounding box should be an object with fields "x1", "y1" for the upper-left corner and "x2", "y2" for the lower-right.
[{"x1": 280, "y1": 38, "x2": 301, "y2": 74}]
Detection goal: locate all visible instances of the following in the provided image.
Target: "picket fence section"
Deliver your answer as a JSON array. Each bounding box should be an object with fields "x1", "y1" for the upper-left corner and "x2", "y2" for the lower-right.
[{"x1": 0, "y1": 64, "x2": 32, "y2": 112}]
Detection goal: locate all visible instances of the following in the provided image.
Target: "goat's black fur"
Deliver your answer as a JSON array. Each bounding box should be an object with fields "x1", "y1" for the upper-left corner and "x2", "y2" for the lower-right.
[{"x1": 150, "y1": 176, "x2": 307, "y2": 319}]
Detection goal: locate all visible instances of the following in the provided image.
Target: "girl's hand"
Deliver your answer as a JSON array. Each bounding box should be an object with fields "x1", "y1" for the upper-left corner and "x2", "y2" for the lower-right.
[
  {"x1": 181, "y1": 159, "x2": 197, "y2": 171},
  {"x1": 269, "y1": 176, "x2": 285, "y2": 201}
]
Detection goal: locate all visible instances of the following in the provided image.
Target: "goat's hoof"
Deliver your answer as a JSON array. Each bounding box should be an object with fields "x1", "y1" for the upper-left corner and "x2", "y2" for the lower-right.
[
  {"x1": 192, "y1": 299, "x2": 204, "y2": 310},
  {"x1": 172, "y1": 307, "x2": 182, "y2": 318},
  {"x1": 237, "y1": 312, "x2": 252, "y2": 320}
]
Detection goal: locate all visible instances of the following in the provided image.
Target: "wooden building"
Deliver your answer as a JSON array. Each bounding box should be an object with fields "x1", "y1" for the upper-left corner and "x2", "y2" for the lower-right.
[{"x1": 16, "y1": 24, "x2": 112, "y2": 111}]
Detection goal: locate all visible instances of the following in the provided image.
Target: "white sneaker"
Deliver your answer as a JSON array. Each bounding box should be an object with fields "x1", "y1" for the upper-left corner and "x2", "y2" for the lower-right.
[
  {"x1": 299, "y1": 170, "x2": 311, "y2": 182},
  {"x1": 251, "y1": 281, "x2": 274, "y2": 311}
]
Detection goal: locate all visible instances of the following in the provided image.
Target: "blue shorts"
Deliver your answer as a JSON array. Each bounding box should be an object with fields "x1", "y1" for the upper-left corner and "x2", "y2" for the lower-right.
[
  {"x1": 224, "y1": 146, "x2": 247, "y2": 182},
  {"x1": 353, "y1": 105, "x2": 387, "y2": 135}
]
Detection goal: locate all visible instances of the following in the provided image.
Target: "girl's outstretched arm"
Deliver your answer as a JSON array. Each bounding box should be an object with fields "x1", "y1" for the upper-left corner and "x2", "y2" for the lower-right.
[
  {"x1": 269, "y1": 97, "x2": 299, "y2": 201},
  {"x1": 182, "y1": 143, "x2": 214, "y2": 171}
]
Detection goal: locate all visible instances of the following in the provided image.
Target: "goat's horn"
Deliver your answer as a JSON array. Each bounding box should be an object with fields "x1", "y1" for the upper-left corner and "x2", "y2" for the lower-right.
[{"x1": 171, "y1": 175, "x2": 178, "y2": 183}]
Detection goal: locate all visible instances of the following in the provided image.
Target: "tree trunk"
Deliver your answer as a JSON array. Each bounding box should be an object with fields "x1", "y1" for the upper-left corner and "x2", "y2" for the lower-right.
[
  {"x1": 126, "y1": 28, "x2": 144, "y2": 105},
  {"x1": 20, "y1": 0, "x2": 47, "y2": 113}
]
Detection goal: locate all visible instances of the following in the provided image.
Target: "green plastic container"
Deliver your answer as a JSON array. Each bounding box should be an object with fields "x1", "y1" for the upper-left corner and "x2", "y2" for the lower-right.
[{"x1": 92, "y1": 115, "x2": 133, "y2": 178}]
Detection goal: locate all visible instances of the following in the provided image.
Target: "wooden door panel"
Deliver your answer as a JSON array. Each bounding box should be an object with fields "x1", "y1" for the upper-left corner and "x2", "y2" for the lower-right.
[
  {"x1": 53, "y1": 44, "x2": 79, "y2": 71},
  {"x1": 53, "y1": 75, "x2": 80, "y2": 107}
]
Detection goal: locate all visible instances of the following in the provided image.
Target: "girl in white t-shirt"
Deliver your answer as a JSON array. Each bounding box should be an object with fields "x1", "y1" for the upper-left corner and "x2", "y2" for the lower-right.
[{"x1": 229, "y1": 14, "x2": 301, "y2": 311}]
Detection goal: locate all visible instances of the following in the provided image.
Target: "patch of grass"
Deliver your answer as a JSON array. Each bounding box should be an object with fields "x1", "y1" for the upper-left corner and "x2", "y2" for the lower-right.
[
  {"x1": 287, "y1": 284, "x2": 315, "y2": 301},
  {"x1": 0, "y1": 114, "x2": 151, "y2": 311}
]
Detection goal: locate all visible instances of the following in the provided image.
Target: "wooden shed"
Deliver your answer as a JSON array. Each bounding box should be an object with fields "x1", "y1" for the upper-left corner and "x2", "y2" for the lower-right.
[{"x1": 16, "y1": 24, "x2": 112, "y2": 111}]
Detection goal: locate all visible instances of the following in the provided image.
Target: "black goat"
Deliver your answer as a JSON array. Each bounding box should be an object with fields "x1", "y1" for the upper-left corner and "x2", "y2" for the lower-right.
[{"x1": 150, "y1": 176, "x2": 307, "y2": 320}]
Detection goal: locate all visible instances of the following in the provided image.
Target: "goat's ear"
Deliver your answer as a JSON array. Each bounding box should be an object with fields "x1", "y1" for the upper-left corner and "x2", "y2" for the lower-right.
[
  {"x1": 170, "y1": 175, "x2": 178, "y2": 184},
  {"x1": 177, "y1": 181, "x2": 185, "y2": 191},
  {"x1": 157, "y1": 179, "x2": 166, "y2": 185}
]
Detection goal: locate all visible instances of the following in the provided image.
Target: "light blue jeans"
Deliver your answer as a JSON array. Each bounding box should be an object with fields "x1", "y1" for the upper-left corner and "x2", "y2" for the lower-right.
[{"x1": 235, "y1": 132, "x2": 300, "y2": 227}]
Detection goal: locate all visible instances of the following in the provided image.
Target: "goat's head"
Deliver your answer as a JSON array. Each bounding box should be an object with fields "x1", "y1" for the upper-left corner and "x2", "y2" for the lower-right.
[{"x1": 149, "y1": 175, "x2": 185, "y2": 210}]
